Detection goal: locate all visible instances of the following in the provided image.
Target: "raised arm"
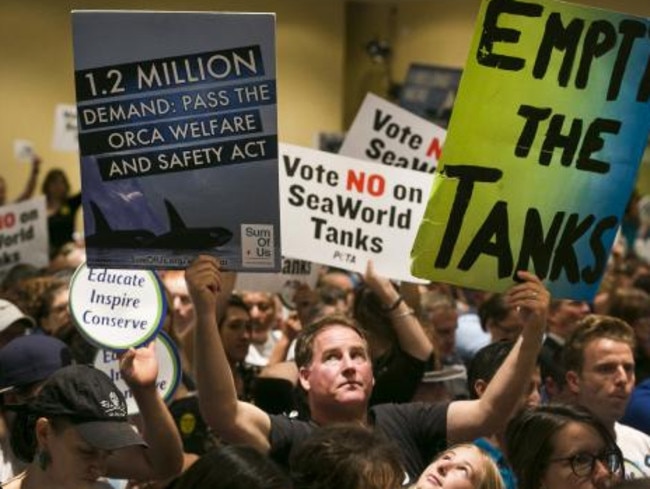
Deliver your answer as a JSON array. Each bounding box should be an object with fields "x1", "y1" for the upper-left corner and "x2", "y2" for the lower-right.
[
  {"x1": 266, "y1": 311, "x2": 301, "y2": 367},
  {"x1": 364, "y1": 260, "x2": 433, "y2": 361},
  {"x1": 185, "y1": 255, "x2": 271, "y2": 452},
  {"x1": 447, "y1": 271, "x2": 548, "y2": 443},
  {"x1": 15, "y1": 155, "x2": 40, "y2": 203},
  {"x1": 106, "y1": 342, "x2": 183, "y2": 481}
]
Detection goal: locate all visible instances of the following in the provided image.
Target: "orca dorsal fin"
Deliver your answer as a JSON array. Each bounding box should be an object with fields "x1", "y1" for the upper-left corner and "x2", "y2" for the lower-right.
[
  {"x1": 164, "y1": 199, "x2": 187, "y2": 230},
  {"x1": 90, "y1": 201, "x2": 112, "y2": 232}
]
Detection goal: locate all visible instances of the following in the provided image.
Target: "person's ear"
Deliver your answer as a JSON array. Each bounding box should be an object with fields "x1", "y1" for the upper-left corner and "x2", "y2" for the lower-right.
[
  {"x1": 473, "y1": 379, "x2": 488, "y2": 398},
  {"x1": 565, "y1": 370, "x2": 580, "y2": 394},
  {"x1": 298, "y1": 367, "x2": 311, "y2": 391},
  {"x1": 35, "y1": 417, "x2": 51, "y2": 448}
]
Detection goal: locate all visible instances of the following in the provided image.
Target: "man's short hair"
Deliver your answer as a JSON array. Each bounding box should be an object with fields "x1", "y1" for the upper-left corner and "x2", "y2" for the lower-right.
[
  {"x1": 228, "y1": 294, "x2": 249, "y2": 312},
  {"x1": 563, "y1": 314, "x2": 635, "y2": 374},
  {"x1": 218, "y1": 295, "x2": 250, "y2": 330},
  {"x1": 466, "y1": 340, "x2": 515, "y2": 400},
  {"x1": 477, "y1": 294, "x2": 509, "y2": 332},
  {"x1": 608, "y1": 288, "x2": 650, "y2": 325},
  {"x1": 294, "y1": 314, "x2": 369, "y2": 369},
  {"x1": 420, "y1": 291, "x2": 455, "y2": 313}
]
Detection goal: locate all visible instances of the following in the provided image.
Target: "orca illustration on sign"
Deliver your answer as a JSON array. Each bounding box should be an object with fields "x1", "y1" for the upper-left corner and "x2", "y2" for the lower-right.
[
  {"x1": 85, "y1": 201, "x2": 156, "y2": 248},
  {"x1": 147, "y1": 199, "x2": 233, "y2": 250}
]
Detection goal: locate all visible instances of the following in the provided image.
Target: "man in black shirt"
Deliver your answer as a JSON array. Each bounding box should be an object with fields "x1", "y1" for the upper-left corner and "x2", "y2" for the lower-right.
[{"x1": 185, "y1": 255, "x2": 549, "y2": 482}]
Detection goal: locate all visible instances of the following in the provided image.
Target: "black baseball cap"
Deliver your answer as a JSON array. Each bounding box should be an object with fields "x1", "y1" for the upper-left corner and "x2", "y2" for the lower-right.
[{"x1": 31, "y1": 364, "x2": 147, "y2": 451}]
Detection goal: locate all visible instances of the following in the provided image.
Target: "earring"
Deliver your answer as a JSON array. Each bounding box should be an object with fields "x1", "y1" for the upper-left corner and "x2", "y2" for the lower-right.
[{"x1": 36, "y1": 449, "x2": 51, "y2": 471}]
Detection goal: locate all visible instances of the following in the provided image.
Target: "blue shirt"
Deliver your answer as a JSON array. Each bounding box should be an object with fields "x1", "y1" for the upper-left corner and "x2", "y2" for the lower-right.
[
  {"x1": 621, "y1": 379, "x2": 650, "y2": 436},
  {"x1": 455, "y1": 313, "x2": 490, "y2": 364}
]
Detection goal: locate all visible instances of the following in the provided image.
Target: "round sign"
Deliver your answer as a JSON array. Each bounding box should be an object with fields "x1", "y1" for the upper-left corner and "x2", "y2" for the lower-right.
[
  {"x1": 69, "y1": 262, "x2": 167, "y2": 350},
  {"x1": 93, "y1": 331, "x2": 182, "y2": 415}
]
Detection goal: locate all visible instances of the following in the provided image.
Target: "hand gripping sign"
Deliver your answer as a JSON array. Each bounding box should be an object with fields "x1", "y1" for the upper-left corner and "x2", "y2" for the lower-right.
[
  {"x1": 69, "y1": 262, "x2": 167, "y2": 350},
  {"x1": 93, "y1": 331, "x2": 181, "y2": 414}
]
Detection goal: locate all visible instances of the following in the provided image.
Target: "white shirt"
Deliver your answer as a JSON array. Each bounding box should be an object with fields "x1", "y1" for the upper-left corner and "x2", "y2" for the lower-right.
[
  {"x1": 245, "y1": 330, "x2": 282, "y2": 366},
  {"x1": 615, "y1": 421, "x2": 650, "y2": 478},
  {"x1": 0, "y1": 434, "x2": 24, "y2": 484}
]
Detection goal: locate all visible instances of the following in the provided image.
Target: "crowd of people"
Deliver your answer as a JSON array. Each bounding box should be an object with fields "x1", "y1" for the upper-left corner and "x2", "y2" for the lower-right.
[{"x1": 0, "y1": 163, "x2": 649, "y2": 489}]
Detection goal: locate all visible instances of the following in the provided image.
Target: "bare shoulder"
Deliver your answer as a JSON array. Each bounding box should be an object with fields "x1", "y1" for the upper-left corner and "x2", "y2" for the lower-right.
[{"x1": 1, "y1": 472, "x2": 25, "y2": 489}]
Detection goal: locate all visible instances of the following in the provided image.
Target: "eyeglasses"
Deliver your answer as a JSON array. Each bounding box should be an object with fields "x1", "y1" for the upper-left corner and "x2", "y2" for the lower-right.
[{"x1": 549, "y1": 450, "x2": 623, "y2": 478}]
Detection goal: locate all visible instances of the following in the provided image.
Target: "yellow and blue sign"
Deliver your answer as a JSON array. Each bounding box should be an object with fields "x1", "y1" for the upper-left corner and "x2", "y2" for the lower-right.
[{"x1": 411, "y1": 0, "x2": 650, "y2": 300}]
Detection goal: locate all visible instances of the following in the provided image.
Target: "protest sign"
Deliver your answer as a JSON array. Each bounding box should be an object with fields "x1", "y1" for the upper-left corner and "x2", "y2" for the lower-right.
[
  {"x1": 51, "y1": 104, "x2": 79, "y2": 152},
  {"x1": 72, "y1": 11, "x2": 280, "y2": 271},
  {"x1": 69, "y1": 262, "x2": 167, "y2": 350},
  {"x1": 339, "y1": 92, "x2": 446, "y2": 174},
  {"x1": 280, "y1": 143, "x2": 431, "y2": 283},
  {"x1": 316, "y1": 132, "x2": 346, "y2": 154},
  {"x1": 93, "y1": 331, "x2": 181, "y2": 415},
  {"x1": 411, "y1": 0, "x2": 650, "y2": 300},
  {"x1": 13, "y1": 140, "x2": 36, "y2": 163},
  {"x1": 0, "y1": 198, "x2": 48, "y2": 282},
  {"x1": 399, "y1": 63, "x2": 462, "y2": 128},
  {"x1": 236, "y1": 257, "x2": 321, "y2": 308}
]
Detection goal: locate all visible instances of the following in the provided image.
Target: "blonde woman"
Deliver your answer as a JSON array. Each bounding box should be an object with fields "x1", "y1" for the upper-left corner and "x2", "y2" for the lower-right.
[{"x1": 414, "y1": 444, "x2": 505, "y2": 489}]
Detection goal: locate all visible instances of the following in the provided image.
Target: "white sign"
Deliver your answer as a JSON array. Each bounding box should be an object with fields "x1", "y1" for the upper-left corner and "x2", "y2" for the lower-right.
[
  {"x1": 339, "y1": 93, "x2": 446, "y2": 174},
  {"x1": 69, "y1": 263, "x2": 166, "y2": 350},
  {"x1": 0, "y1": 197, "x2": 48, "y2": 282},
  {"x1": 236, "y1": 257, "x2": 321, "y2": 308},
  {"x1": 280, "y1": 143, "x2": 432, "y2": 283},
  {"x1": 13, "y1": 140, "x2": 35, "y2": 163},
  {"x1": 51, "y1": 104, "x2": 79, "y2": 152},
  {"x1": 93, "y1": 331, "x2": 181, "y2": 415}
]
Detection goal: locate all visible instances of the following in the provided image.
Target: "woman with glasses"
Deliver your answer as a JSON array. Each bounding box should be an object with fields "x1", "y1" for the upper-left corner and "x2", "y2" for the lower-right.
[{"x1": 505, "y1": 404, "x2": 624, "y2": 489}]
